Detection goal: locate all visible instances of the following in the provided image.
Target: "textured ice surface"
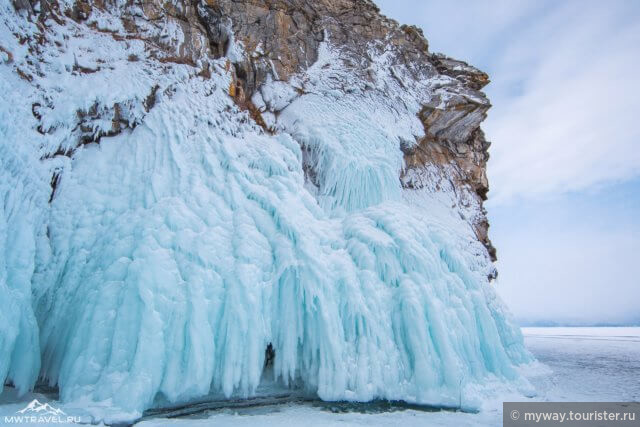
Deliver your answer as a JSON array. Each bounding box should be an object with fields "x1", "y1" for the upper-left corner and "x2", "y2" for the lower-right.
[
  {"x1": 2, "y1": 327, "x2": 633, "y2": 426},
  {"x1": 133, "y1": 327, "x2": 640, "y2": 426},
  {"x1": 0, "y1": 59, "x2": 46, "y2": 398},
  {"x1": 0, "y1": 5, "x2": 531, "y2": 422}
]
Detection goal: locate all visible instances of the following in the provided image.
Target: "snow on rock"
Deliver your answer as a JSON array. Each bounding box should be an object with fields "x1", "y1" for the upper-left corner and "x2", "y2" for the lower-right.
[{"x1": 0, "y1": 0, "x2": 532, "y2": 422}]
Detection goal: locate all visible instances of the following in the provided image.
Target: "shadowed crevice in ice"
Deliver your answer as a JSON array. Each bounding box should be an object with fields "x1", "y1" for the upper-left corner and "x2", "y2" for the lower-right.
[{"x1": 140, "y1": 396, "x2": 469, "y2": 423}]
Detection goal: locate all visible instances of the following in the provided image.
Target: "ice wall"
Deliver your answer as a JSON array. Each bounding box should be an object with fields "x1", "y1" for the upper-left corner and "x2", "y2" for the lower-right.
[
  {"x1": 0, "y1": 3, "x2": 533, "y2": 422},
  {"x1": 0, "y1": 66, "x2": 46, "y2": 397}
]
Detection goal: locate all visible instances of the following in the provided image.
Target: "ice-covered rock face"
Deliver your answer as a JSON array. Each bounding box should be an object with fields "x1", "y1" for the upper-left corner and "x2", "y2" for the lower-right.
[{"x1": 1, "y1": 0, "x2": 531, "y2": 422}]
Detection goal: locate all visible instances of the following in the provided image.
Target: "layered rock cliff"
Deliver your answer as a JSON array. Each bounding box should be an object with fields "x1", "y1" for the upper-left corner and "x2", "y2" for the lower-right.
[
  {"x1": 0, "y1": 0, "x2": 528, "y2": 422},
  {"x1": 10, "y1": 0, "x2": 496, "y2": 259}
]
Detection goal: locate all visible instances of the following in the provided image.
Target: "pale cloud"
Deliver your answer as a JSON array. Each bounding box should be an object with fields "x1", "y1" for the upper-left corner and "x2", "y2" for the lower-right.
[
  {"x1": 490, "y1": 189, "x2": 640, "y2": 325},
  {"x1": 496, "y1": 226, "x2": 640, "y2": 325},
  {"x1": 375, "y1": 0, "x2": 640, "y2": 324},
  {"x1": 486, "y1": 1, "x2": 640, "y2": 203},
  {"x1": 376, "y1": 0, "x2": 640, "y2": 204}
]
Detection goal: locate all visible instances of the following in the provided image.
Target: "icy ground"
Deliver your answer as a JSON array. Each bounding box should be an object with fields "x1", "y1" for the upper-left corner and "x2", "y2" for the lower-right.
[
  {"x1": 137, "y1": 327, "x2": 640, "y2": 426},
  {"x1": 1, "y1": 327, "x2": 637, "y2": 426}
]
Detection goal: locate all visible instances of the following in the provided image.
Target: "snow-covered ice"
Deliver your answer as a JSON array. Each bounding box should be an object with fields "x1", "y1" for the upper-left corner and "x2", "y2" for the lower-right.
[{"x1": 521, "y1": 327, "x2": 640, "y2": 402}]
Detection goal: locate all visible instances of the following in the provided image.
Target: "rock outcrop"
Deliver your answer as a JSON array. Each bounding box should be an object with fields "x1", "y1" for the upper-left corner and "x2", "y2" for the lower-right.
[{"x1": 11, "y1": 0, "x2": 495, "y2": 258}]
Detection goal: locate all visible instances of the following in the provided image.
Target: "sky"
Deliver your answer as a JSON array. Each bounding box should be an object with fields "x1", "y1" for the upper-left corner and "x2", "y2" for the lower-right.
[{"x1": 375, "y1": 0, "x2": 640, "y2": 325}]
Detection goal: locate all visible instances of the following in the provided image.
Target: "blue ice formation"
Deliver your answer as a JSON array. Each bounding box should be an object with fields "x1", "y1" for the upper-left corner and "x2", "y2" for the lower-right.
[{"x1": 0, "y1": 5, "x2": 532, "y2": 420}]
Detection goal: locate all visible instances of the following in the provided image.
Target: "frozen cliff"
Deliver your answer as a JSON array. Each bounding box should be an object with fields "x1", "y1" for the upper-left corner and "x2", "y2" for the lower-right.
[{"x1": 0, "y1": 0, "x2": 532, "y2": 422}]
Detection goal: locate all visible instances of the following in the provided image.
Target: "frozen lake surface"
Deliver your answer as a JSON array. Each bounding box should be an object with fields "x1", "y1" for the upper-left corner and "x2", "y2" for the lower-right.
[
  {"x1": 522, "y1": 327, "x2": 640, "y2": 402},
  {"x1": 1, "y1": 327, "x2": 638, "y2": 426}
]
